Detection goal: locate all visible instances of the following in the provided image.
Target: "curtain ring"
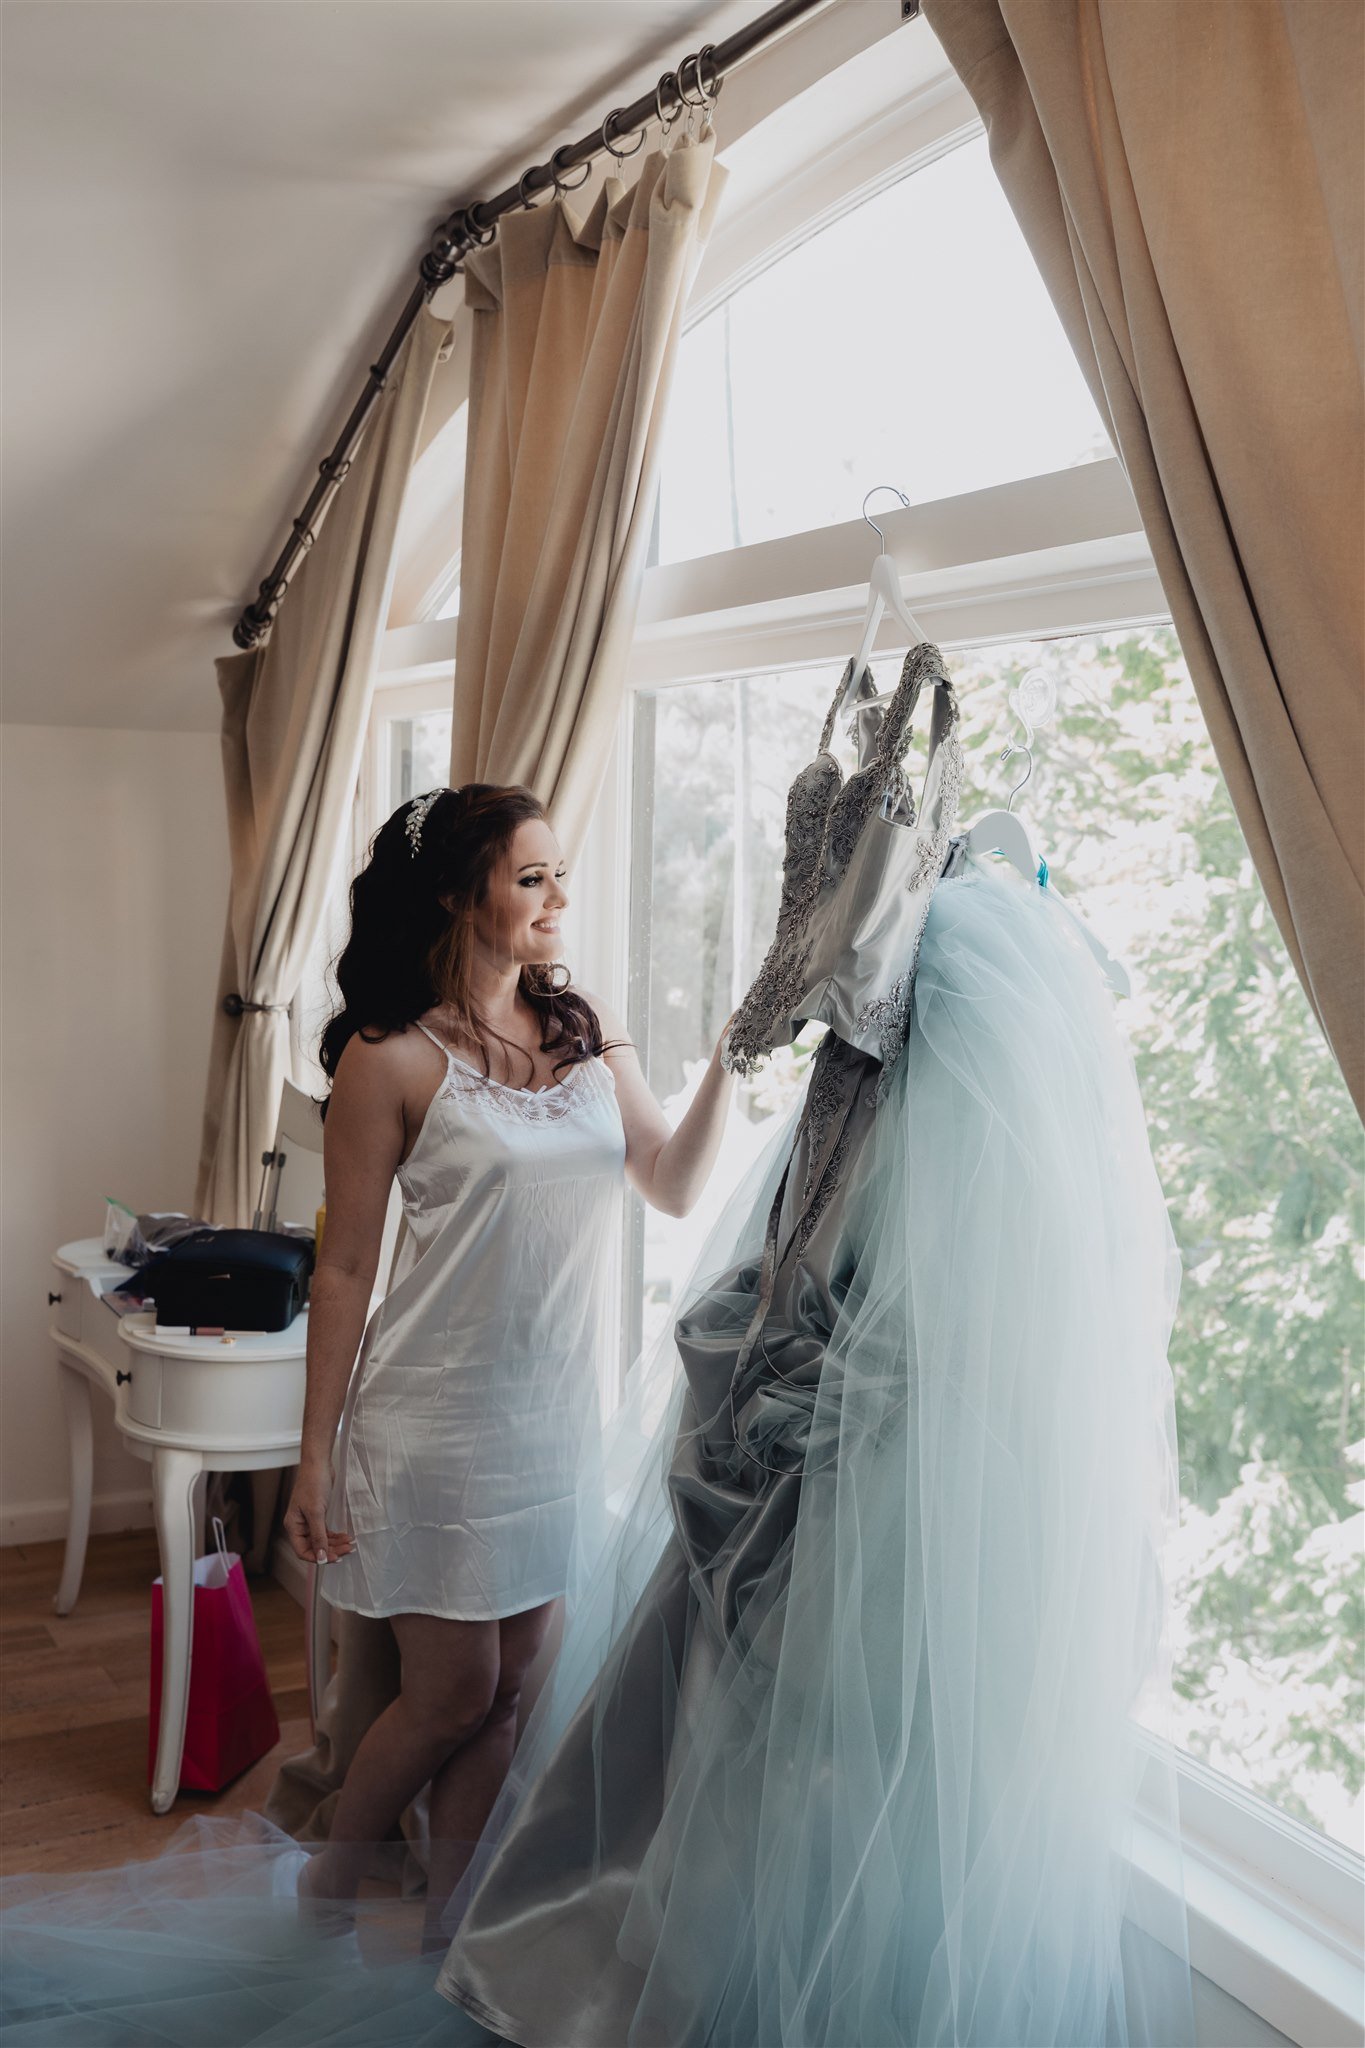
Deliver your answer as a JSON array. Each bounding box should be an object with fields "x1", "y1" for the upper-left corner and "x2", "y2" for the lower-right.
[
  {"x1": 550, "y1": 143, "x2": 592, "y2": 195},
  {"x1": 676, "y1": 52, "x2": 707, "y2": 109},
  {"x1": 454, "y1": 204, "x2": 496, "y2": 249},
  {"x1": 678, "y1": 48, "x2": 720, "y2": 113},
  {"x1": 517, "y1": 166, "x2": 545, "y2": 210},
  {"x1": 655, "y1": 71, "x2": 681, "y2": 136},
  {"x1": 601, "y1": 107, "x2": 647, "y2": 162}
]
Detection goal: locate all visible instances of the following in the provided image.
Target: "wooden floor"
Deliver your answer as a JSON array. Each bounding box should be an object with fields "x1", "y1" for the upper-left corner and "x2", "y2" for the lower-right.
[{"x1": 1, "y1": 1528, "x2": 315, "y2": 1877}]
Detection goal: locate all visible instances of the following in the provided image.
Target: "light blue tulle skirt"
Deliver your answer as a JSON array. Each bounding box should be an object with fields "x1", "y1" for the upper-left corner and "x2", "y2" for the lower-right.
[{"x1": 0, "y1": 859, "x2": 1198, "y2": 2047}]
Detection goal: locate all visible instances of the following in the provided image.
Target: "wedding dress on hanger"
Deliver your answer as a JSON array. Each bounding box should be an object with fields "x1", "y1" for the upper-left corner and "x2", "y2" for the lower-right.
[{"x1": 2, "y1": 640, "x2": 1199, "y2": 2047}]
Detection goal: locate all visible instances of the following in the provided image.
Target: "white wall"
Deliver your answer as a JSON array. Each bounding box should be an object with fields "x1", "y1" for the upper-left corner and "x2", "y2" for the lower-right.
[{"x1": 1, "y1": 724, "x2": 227, "y2": 1541}]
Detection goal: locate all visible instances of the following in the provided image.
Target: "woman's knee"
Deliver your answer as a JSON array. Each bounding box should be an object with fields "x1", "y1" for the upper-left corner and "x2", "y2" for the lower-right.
[
  {"x1": 392, "y1": 1615, "x2": 501, "y2": 1747},
  {"x1": 481, "y1": 1674, "x2": 522, "y2": 1733},
  {"x1": 405, "y1": 1665, "x2": 499, "y2": 1748}
]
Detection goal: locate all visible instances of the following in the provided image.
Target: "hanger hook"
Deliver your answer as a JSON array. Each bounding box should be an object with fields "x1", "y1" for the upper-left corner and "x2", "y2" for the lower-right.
[{"x1": 861, "y1": 483, "x2": 910, "y2": 553}]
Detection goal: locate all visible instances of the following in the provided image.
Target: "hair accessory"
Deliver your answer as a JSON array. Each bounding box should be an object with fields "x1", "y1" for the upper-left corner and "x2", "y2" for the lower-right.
[{"x1": 405, "y1": 787, "x2": 445, "y2": 858}]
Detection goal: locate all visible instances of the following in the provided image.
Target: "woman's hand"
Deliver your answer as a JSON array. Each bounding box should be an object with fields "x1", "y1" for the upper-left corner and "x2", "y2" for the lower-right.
[
  {"x1": 284, "y1": 1460, "x2": 353, "y2": 1566},
  {"x1": 577, "y1": 984, "x2": 736, "y2": 1219}
]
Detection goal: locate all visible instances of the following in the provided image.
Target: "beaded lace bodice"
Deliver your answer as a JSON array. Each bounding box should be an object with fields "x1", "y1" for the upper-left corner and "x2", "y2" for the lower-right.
[{"x1": 721, "y1": 640, "x2": 962, "y2": 1088}]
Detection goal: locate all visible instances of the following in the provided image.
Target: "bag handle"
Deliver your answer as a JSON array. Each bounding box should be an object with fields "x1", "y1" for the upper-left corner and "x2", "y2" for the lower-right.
[{"x1": 211, "y1": 1514, "x2": 233, "y2": 1575}]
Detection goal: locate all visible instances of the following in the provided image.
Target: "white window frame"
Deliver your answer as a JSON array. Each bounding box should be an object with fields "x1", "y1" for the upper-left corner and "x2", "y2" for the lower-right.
[{"x1": 369, "y1": 25, "x2": 1364, "y2": 2036}]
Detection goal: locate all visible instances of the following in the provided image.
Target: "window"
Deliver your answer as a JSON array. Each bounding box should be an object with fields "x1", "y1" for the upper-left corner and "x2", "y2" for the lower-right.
[
  {"x1": 624, "y1": 98, "x2": 1364, "y2": 1898},
  {"x1": 383, "y1": 702, "x2": 454, "y2": 810},
  {"x1": 657, "y1": 134, "x2": 1111, "y2": 566}
]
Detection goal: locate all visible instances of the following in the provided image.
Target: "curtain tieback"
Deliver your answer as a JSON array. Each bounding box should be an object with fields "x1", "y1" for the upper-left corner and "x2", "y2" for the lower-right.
[{"x1": 222, "y1": 994, "x2": 290, "y2": 1017}]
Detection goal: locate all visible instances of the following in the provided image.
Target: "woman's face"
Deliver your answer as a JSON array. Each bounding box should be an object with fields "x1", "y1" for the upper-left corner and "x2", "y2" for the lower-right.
[{"x1": 473, "y1": 817, "x2": 569, "y2": 966}]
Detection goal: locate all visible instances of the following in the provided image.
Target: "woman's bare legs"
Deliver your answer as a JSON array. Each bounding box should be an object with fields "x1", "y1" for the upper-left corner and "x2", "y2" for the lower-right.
[
  {"x1": 300, "y1": 1601, "x2": 556, "y2": 1938},
  {"x1": 422, "y1": 1600, "x2": 557, "y2": 1949}
]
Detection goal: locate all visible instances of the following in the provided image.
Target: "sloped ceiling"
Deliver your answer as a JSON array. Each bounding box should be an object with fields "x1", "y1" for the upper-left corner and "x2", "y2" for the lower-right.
[{"x1": 1, "y1": 0, "x2": 757, "y2": 731}]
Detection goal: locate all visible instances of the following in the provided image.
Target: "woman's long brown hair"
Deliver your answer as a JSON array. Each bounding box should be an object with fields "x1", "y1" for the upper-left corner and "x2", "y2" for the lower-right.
[{"x1": 316, "y1": 783, "x2": 626, "y2": 1113}]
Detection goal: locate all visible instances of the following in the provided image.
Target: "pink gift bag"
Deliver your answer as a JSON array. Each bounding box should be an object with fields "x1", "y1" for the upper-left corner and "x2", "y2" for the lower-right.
[{"x1": 148, "y1": 1515, "x2": 280, "y2": 1791}]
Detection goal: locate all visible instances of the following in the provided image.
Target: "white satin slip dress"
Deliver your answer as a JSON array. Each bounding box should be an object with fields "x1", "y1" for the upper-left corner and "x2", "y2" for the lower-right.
[{"x1": 321, "y1": 1021, "x2": 627, "y2": 1623}]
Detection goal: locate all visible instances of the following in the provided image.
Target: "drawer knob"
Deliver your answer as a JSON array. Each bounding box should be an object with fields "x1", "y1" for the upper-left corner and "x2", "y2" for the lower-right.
[
  {"x1": 48, "y1": 1291, "x2": 61, "y2": 1305},
  {"x1": 116, "y1": 1369, "x2": 132, "y2": 1386}
]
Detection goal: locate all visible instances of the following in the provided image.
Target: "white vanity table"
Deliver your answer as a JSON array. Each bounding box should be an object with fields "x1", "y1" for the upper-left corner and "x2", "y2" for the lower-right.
[{"x1": 49, "y1": 1236, "x2": 316, "y2": 1814}]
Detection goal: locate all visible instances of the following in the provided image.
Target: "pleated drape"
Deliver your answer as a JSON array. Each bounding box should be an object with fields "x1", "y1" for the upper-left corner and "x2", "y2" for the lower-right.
[
  {"x1": 452, "y1": 130, "x2": 725, "y2": 860},
  {"x1": 923, "y1": 0, "x2": 1364, "y2": 1113},
  {"x1": 195, "y1": 304, "x2": 454, "y2": 1225}
]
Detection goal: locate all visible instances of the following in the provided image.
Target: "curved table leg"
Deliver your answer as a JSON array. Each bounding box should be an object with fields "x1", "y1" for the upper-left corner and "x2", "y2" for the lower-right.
[
  {"x1": 53, "y1": 1358, "x2": 94, "y2": 1616},
  {"x1": 150, "y1": 1447, "x2": 202, "y2": 1815}
]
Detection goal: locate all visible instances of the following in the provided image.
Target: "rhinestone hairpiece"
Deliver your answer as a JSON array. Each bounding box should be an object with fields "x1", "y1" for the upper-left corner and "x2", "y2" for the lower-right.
[{"x1": 405, "y1": 787, "x2": 445, "y2": 858}]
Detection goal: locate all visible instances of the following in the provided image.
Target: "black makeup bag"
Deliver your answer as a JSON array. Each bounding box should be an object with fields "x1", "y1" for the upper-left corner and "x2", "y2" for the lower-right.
[{"x1": 110, "y1": 1229, "x2": 314, "y2": 1332}]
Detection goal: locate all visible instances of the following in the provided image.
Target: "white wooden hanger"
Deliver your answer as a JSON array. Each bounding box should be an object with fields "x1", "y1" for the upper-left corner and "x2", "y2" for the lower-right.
[{"x1": 837, "y1": 486, "x2": 929, "y2": 720}]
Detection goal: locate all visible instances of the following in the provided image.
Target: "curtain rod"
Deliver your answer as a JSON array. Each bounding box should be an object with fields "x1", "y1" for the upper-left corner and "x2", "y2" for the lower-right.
[{"x1": 232, "y1": 0, "x2": 916, "y2": 650}]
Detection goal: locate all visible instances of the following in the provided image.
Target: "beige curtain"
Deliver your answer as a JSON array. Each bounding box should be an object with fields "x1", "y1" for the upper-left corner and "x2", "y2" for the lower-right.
[
  {"x1": 195, "y1": 303, "x2": 455, "y2": 1224},
  {"x1": 451, "y1": 130, "x2": 726, "y2": 860},
  {"x1": 923, "y1": 0, "x2": 1364, "y2": 1113}
]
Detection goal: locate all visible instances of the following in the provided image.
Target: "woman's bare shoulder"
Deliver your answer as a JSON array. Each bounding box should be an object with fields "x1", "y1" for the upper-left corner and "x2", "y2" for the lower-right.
[{"x1": 332, "y1": 1021, "x2": 439, "y2": 1101}]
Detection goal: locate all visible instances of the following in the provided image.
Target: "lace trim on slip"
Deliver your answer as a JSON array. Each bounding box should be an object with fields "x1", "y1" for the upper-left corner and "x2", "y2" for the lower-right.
[{"x1": 435, "y1": 1051, "x2": 603, "y2": 1126}]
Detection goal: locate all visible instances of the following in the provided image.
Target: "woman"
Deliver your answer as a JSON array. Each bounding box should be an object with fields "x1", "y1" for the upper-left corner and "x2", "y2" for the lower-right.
[{"x1": 280, "y1": 780, "x2": 734, "y2": 1937}]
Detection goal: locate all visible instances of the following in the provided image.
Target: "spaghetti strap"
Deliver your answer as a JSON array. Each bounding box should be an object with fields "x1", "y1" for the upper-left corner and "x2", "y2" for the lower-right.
[{"x1": 412, "y1": 1019, "x2": 454, "y2": 1060}]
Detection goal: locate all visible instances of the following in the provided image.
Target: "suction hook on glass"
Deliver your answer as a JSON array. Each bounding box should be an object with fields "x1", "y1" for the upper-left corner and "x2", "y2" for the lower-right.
[{"x1": 1000, "y1": 668, "x2": 1056, "y2": 813}]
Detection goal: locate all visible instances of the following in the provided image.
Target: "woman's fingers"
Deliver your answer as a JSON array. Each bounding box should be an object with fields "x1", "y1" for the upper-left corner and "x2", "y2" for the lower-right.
[
  {"x1": 302, "y1": 1506, "x2": 330, "y2": 1565},
  {"x1": 283, "y1": 1500, "x2": 314, "y2": 1563},
  {"x1": 284, "y1": 1488, "x2": 352, "y2": 1564}
]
